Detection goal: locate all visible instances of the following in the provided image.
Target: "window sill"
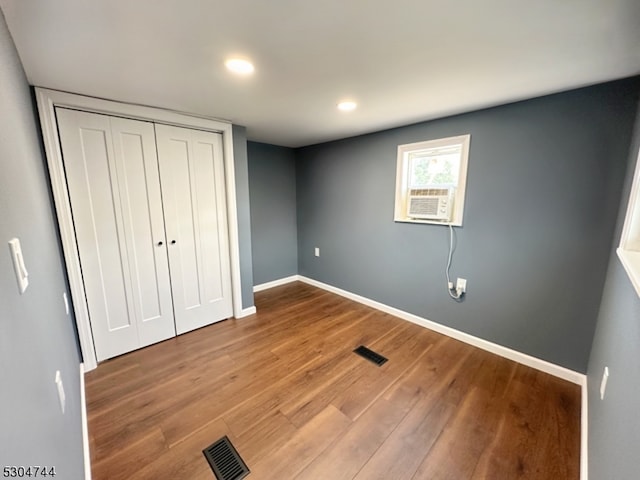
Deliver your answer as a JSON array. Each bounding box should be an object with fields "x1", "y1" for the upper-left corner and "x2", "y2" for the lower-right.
[
  {"x1": 617, "y1": 248, "x2": 640, "y2": 298},
  {"x1": 394, "y1": 217, "x2": 462, "y2": 227}
]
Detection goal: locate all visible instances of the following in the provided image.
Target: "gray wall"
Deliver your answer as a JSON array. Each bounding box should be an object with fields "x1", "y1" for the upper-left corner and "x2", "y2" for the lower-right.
[
  {"x1": 296, "y1": 79, "x2": 639, "y2": 372},
  {"x1": 587, "y1": 102, "x2": 640, "y2": 479},
  {"x1": 248, "y1": 142, "x2": 298, "y2": 286},
  {"x1": 232, "y1": 125, "x2": 255, "y2": 309},
  {"x1": 0, "y1": 11, "x2": 85, "y2": 477}
]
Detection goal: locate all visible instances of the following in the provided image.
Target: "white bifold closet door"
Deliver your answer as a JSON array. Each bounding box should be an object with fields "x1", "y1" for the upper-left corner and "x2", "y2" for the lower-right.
[
  {"x1": 57, "y1": 108, "x2": 175, "y2": 361},
  {"x1": 155, "y1": 124, "x2": 233, "y2": 334},
  {"x1": 56, "y1": 109, "x2": 233, "y2": 361}
]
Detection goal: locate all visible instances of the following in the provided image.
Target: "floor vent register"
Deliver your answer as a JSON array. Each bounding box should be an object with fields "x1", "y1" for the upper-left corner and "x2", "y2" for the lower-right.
[
  {"x1": 353, "y1": 345, "x2": 388, "y2": 366},
  {"x1": 203, "y1": 436, "x2": 250, "y2": 480}
]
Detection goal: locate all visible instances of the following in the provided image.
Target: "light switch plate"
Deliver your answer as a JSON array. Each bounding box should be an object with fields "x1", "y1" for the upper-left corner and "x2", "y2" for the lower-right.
[{"x1": 8, "y1": 238, "x2": 29, "y2": 294}]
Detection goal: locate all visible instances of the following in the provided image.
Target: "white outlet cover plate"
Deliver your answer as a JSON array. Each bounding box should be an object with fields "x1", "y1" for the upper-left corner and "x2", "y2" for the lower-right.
[
  {"x1": 8, "y1": 238, "x2": 29, "y2": 294},
  {"x1": 55, "y1": 370, "x2": 66, "y2": 413},
  {"x1": 600, "y1": 366, "x2": 609, "y2": 400},
  {"x1": 63, "y1": 292, "x2": 70, "y2": 315}
]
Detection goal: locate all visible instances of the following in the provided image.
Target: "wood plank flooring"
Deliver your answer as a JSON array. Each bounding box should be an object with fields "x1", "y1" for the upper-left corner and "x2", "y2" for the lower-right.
[{"x1": 85, "y1": 282, "x2": 581, "y2": 480}]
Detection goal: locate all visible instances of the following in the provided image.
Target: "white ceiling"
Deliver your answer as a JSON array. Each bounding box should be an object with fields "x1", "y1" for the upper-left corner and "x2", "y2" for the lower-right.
[{"x1": 1, "y1": 0, "x2": 639, "y2": 147}]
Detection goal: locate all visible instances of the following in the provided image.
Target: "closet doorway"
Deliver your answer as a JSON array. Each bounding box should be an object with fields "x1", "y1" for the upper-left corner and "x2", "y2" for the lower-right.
[{"x1": 37, "y1": 89, "x2": 244, "y2": 369}]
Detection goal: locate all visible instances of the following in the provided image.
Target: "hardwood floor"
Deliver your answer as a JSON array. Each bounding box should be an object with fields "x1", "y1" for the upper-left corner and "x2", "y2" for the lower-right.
[{"x1": 85, "y1": 282, "x2": 581, "y2": 480}]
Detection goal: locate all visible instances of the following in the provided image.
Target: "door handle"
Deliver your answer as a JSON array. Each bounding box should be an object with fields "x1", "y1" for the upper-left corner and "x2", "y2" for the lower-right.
[
  {"x1": 171, "y1": 240, "x2": 177, "y2": 245},
  {"x1": 157, "y1": 241, "x2": 164, "y2": 246}
]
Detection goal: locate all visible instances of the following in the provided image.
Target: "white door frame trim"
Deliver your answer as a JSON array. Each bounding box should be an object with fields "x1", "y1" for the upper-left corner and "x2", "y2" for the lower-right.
[{"x1": 35, "y1": 88, "x2": 244, "y2": 371}]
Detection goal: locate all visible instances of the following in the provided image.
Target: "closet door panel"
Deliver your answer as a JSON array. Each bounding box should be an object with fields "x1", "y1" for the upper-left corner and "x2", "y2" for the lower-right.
[
  {"x1": 110, "y1": 117, "x2": 176, "y2": 347},
  {"x1": 192, "y1": 129, "x2": 231, "y2": 318},
  {"x1": 56, "y1": 108, "x2": 138, "y2": 361},
  {"x1": 156, "y1": 124, "x2": 233, "y2": 334},
  {"x1": 158, "y1": 135, "x2": 201, "y2": 309}
]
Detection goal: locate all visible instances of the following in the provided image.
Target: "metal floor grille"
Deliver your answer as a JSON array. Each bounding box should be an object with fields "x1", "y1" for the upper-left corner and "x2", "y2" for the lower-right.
[
  {"x1": 353, "y1": 345, "x2": 388, "y2": 366},
  {"x1": 203, "y1": 436, "x2": 250, "y2": 480}
]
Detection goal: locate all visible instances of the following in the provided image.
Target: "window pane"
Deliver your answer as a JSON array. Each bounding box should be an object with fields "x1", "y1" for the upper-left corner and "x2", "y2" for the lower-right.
[{"x1": 409, "y1": 150, "x2": 460, "y2": 187}]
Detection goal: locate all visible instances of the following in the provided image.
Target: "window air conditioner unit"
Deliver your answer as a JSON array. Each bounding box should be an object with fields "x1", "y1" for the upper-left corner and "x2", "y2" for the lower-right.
[{"x1": 407, "y1": 188, "x2": 454, "y2": 221}]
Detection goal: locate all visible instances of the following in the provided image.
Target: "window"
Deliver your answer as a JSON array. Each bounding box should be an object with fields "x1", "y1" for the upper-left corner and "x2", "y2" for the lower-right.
[
  {"x1": 618, "y1": 148, "x2": 640, "y2": 297},
  {"x1": 394, "y1": 134, "x2": 470, "y2": 226}
]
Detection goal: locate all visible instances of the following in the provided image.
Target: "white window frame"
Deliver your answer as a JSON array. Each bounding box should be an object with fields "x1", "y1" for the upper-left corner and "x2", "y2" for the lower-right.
[
  {"x1": 617, "y1": 147, "x2": 640, "y2": 297},
  {"x1": 394, "y1": 134, "x2": 470, "y2": 226}
]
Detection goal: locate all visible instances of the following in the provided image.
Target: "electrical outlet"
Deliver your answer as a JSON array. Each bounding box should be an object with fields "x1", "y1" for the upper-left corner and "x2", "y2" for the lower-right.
[
  {"x1": 8, "y1": 238, "x2": 29, "y2": 294},
  {"x1": 55, "y1": 370, "x2": 66, "y2": 413},
  {"x1": 600, "y1": 366, "x2": 609, "y2": 400},
  {"x1": 456, "y1": 278, "x2": 467, "y2": 293},
  {"x1": 63, "y1": 292, "x2": 70, "y2": 315},
  {"x1": 314, "y1": 247, "x2": 320, "y2": 257}
]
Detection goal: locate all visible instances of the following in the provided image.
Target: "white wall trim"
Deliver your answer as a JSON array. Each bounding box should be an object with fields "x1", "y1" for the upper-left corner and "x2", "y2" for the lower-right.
[
  {"x1": 36, "y1": 90, "x2": 98, "y2": 371},
  {"x1": 581, "y1": 377, "x2": 588, "y2": 480},
  {"x1": 253, "y1": 275, "x2": 300, "y2": 292},
  {"x1": 297, "y1": 275, "x2": 585, "y2": 385},
  {"x1": 236, "y1": 306, "x2": 257, "y2": 318},
  {"x1": 79, "y1": 363, "x2": 92, "y2": 480},
  {"x1": 221, "y1": 128, "x2": 244, "y2": 320},
  {"x1": 35, "y1": 88, "x2": 243, "y2": 371}
]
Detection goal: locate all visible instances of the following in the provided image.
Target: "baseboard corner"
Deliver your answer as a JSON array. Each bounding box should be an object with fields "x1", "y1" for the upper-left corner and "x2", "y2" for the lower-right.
[
  {"x1": 253, "y1": 275, "x2": 300, "y2": 292},
  {"x1": 236, "y1": 306, "x2": 257, "y2": 318}
]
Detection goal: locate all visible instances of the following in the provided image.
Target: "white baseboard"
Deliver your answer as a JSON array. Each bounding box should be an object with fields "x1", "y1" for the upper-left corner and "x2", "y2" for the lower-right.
[
  {"x1": 253, "y1": 275, "x2": 299, "y2": 292},
  {"x1": 581, "y1": 377, "x2": 588, "y2": 480},
  {"x1": 236, "y1": 306, "x2": 257, "y2": 318},
  {"x1": 297, "y1": 275, "x2": 585, "y2": 385},
  {"x1": 297, "y1": 274, "x2": 589, "y2": 479},
  {"x1": 236, "y1": 273, "x2": 591, "y2": 477},
  {"x1": 79, "y1": 363, "x2": 92, "y2": 480}
]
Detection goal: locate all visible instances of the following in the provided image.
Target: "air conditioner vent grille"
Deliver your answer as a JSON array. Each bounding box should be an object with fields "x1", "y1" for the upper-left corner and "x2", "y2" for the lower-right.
[
  {"x1": 409, "y1": 197, "x2": 439, "y2": 216},
  {"x1": 407, "y1": 187, "x2": 453, "y2": 221},
  {"x1": 409, "y1": 188, "x2": 450, "y2": 196}
]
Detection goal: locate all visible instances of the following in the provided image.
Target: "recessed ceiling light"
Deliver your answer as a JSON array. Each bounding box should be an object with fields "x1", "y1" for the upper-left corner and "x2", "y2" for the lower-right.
[
  {"x1": 225, "y1": 58, "x2": 255, "y2": 75},
  {"x1": 337, "y1": 101, "x2": 357, "y2": 112}
]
